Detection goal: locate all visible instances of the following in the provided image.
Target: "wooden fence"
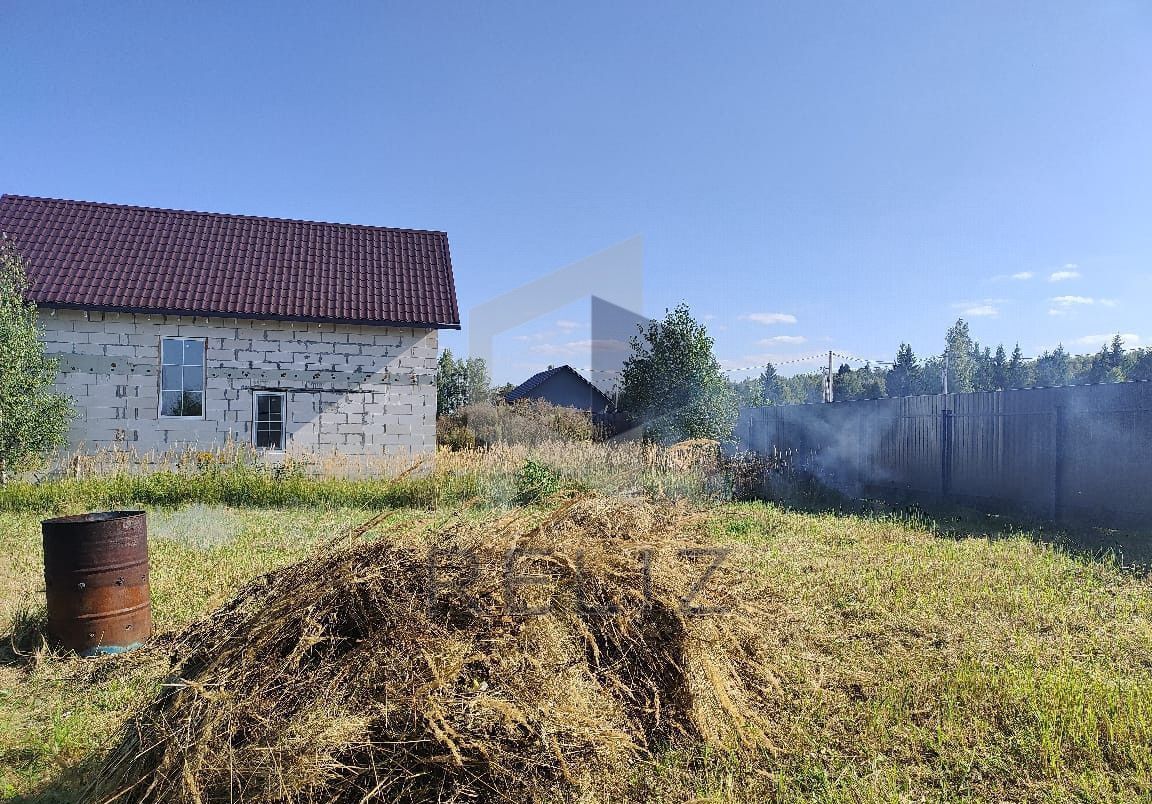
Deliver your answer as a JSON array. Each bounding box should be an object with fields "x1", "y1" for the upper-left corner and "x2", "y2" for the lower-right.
[{"x1": 734, "y1": 381, "x2": 1152, "y2": 528}]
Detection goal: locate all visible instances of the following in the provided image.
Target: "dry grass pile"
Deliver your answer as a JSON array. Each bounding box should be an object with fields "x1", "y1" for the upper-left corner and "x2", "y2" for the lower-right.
[
  {"x1": 83, "y1": 497, "x2": 778, "y2": 803},
  {"x1": 660, "y1": 438, "x2": 721, "y2": 472}
]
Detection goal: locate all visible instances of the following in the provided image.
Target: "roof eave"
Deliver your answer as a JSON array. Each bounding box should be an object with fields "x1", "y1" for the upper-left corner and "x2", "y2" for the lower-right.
[{"x1": 36, "y1": 301, "x2": 461, "y2": 330}]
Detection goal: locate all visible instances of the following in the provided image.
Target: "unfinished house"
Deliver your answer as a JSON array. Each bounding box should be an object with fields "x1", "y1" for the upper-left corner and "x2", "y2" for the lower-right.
[{"x1": 0, "y1": 194, "x2": 460, "y2": 456}]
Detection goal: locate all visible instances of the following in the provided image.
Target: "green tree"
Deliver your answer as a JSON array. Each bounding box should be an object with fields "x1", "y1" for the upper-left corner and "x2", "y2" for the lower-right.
[
  {"x1": 1034, "y1": 345, "x2": 1072, "y2": 387},
  {"x1": 1108, "y1": 335, "x2": 1128, "y2": 379},
  {"x1": 921, "y1": 355, "x2": 945, "y2": 394},
  {"x1": 990, "y1": 344, "x2": 1008, "y2": 390},
  {"x1": 777, "y1": 372, "x2": 824, "y2": 404},
  {"x1": 832, "y1": 363, "x2": 854, "y2": 400},
  {"x1": 436, "y1": 349, "x2": 468, "y2": 416},
  {"x1": 885, "y1": 343, "x2": 921, "y2": 397},
  {"x1": 1087, "y1": 335, "x2": 1127, "y2": 384},
  {"x1": 437, "y1": 351, "x2": 492, "y2": 415},
  {"x1": 0, "y1": 240, "x2": 73, "y2": 482},
  {"x1": 944, "y1": 319, "x2": 976, "y2": 393},
  {"x1": 1006, "y1": 343, "x2": 1030, "y2": 388},
  {"x1": 617, "y1": 303, "x2": 737, "y2": 442},
  {"x1": 1128, "y1": 349, "x2": 1152, "y2": 382},
  {"x1": 834, "y1": 363, "x2": 884, "y2": 401},
  {"x1": 758, "y1": 362, "x2": 785, "y2": 404},
  {"x1": 489, "y1": 382, "x2": 515, "y2": 404},
  {"x1": 972, "y1": 343, "x2": 994, "y2": 391},
  {"x1": 729, "y1": 376, "x2": 764, "y2": 407},
  {"x1": 464, "y1": 356, "x2": 491, "y2": 406},
  {"x1": 856, "y1": 364, "x2": 886, "y2": 400}
]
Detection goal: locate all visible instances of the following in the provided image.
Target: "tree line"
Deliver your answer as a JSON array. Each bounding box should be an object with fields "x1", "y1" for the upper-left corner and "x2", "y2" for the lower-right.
[
  {"x1": 441, "y1": 309, "x2": 1150, "y2": 445},
  {"x1": 732, "y1": 319, "x2": 1152, "y2": 406}
]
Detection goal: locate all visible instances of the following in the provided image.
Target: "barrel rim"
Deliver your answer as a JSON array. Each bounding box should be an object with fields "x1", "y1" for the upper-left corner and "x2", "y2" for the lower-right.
[{"x1": 42, "y1": 510, "x2": 147, "y2": 526}]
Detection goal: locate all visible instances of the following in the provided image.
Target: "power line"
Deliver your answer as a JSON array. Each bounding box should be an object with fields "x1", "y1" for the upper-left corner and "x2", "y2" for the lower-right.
[
  {"x1": 567, "y1": 341, "x2": 1147, "y2": 382},
  {"x1": 581, "y1": 351, "x2": 879, "y2": 378}
]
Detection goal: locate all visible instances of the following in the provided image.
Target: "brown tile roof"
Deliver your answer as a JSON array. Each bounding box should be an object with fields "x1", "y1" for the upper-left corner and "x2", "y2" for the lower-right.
[{"x1": 0, "y1": 195, "x2": 460, "y2": 328}]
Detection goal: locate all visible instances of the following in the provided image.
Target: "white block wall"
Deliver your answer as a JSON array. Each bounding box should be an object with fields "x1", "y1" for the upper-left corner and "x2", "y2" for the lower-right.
[{"x1": 38, "y1": 309, "x2": 439, "y2": 456}]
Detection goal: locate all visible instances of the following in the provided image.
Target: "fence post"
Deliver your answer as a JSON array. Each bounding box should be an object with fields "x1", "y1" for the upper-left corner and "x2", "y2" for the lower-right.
[
  {"x1": 1052, "y1": 405, "x2": 1065, "y2": 523},
  {"x1": 941, "y1": 408, "x2": 954, "y2": 501}
]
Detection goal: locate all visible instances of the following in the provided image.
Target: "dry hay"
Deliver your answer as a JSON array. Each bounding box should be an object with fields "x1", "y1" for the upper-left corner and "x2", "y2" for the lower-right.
[
  {"x1": 658, "y1": 438, "x2": 722, "y2": 473},
  {"x1": 84, "y1": 496, "x2": 778, "y2": 804}
]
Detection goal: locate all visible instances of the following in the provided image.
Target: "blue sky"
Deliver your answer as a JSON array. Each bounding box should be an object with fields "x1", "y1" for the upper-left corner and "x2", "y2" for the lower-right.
[{"x1": 3, "y1": 1, "x2": 1150, "y2": 384}]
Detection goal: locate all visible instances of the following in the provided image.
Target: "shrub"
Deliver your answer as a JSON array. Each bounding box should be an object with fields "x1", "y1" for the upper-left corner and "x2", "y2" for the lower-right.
[
  {"x1": 436, "y1": 417, "x2": 478, "y2": 451},
  {"x1": 439, "y1": 399, "x2": 603, "y2": 448},
  {"x1": 514, "y1": 459, "x2": 562, "y2": 503}
]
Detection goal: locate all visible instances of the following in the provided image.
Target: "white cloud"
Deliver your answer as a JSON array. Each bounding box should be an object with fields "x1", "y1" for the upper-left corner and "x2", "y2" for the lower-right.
[
  {"x1": 1070, "y1": 333, "x2": 1141, "y2": 349},
  {"x1": 952, "y1": 299, "x2": 1003, "y2": 317},
  {"x1": 756, "y1": 335, "x2": 807, "y2": 346},
  {"x1": 1049, "y1": 268, "x2": 1081, "y2": 282},
  {"x1": 702, "y1": 313, "x2": 717, "y2": 321},
  {"x1": 1011, "y1": 271, "x2": 1034, "y2": 280},
  {"x1": 1047, "y1": 296, "x2": 1117, "y2": 315},
  {"x1": 527, "y1": 343, "x2": 569, "y2": 356},
  {"x1": 554, "y1": 319, "x2": 582, "y2": 333},
  {"x1": 739, "y1": 312, "x2": 797, "y2": 325},
  {"x1": 528, "y1": 338, "x2": 630, "y2": 357},
  {"x1": 1050, "y1": 295, "x2": 1094, "y2": 306}
]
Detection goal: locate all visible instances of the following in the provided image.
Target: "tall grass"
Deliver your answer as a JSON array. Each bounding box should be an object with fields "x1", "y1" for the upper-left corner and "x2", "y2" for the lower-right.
[{"x1": 1, "y1": 441, "x2": 726, "y2": 513}]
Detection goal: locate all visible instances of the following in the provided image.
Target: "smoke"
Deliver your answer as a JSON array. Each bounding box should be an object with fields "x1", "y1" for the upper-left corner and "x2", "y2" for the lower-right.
[
  {"x1": 735, "y1": 401, "x2": 909, "y2": 502},
  {"x1": 734, "y1": 383, "x2": 1152, "y2": 535},
  {"x1": 151, "y1": 504, "x2": 243, "y2": 549}
]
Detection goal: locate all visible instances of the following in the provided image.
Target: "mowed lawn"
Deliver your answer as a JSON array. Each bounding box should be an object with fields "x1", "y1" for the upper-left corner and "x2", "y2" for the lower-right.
[{"x1": 2, "y1": 501, "x2": 1152, "y2": 803}]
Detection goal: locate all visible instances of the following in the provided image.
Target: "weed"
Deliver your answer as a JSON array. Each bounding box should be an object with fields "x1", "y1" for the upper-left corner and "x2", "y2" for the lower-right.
[{"x1": 513, "y1": 458, "x2": 562, "y2": 503}]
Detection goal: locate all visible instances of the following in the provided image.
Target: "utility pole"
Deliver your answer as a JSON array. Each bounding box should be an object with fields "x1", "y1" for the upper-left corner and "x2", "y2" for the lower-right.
[
  {"x1": 824, "y1": 350, "x2": 834, "y2": 403},
  {"x1": 941, "y1": 348, "x2": 950, "y2": 395}
]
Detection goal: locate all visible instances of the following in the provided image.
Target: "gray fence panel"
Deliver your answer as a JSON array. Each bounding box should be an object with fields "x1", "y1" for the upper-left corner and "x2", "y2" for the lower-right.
[{"x1": 735, "y1": 381, "x2": 1152, "y2": 527}]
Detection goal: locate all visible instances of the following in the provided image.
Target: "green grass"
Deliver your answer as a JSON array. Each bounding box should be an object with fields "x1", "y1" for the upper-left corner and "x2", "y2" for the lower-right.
[
  {"x1": 0, "y1": 467, "x2": 486, "y2": 513},
  {"x1": 2, "y1": 499, "x2": 1151, "y2": 802}
]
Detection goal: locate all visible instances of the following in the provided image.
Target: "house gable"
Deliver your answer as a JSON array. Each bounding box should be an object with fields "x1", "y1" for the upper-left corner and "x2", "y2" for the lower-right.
[{"x1": 506, "y1": 365, "x2": 612, "y2": 413}]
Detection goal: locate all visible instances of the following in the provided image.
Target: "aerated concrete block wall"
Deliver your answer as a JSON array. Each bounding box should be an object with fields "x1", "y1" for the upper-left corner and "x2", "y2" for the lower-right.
[{"x1": 38, "y1": 309, "x2": 438, "y2": 456}]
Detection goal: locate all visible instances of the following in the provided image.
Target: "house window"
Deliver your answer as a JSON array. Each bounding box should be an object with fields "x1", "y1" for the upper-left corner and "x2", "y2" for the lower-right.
[
  {"x1": 160, "y1": 338, "x2": 205, "y2": 417},
  {"x1": 254, "y1": 392, "x2": 286, "y2": 451}
]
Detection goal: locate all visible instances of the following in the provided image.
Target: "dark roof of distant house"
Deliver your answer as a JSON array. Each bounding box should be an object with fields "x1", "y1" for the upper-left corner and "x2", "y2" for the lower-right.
[
  {"x1": 505, "y1": 364, "x2": 611, "y2": 404},
  {"x1": 0, "y1": 195, "x2": 460, "y2": 328}
]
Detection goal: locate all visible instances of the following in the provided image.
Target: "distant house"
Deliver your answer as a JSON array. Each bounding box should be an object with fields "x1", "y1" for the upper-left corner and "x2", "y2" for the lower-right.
[
  {"x1": 505, "y1": 365, "x2": 613, "y2": 414},
  {"x1": 0, "y1": 195, "x2": 460, "y2": 455}
]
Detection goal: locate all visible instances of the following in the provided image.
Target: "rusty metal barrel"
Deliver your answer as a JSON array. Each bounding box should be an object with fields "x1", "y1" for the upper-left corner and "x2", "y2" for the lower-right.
[{"x1": 42, "y1": 511, "x2": 152, "y2": 656}]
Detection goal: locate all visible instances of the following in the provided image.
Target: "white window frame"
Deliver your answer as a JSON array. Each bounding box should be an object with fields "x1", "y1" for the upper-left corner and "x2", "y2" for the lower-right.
[
  {"x1": 252, "y1": 391, "x2": 288, "y2": 452},
  {"x1": 158, "y1": 337, "x2": 207, "y2": 420}
]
